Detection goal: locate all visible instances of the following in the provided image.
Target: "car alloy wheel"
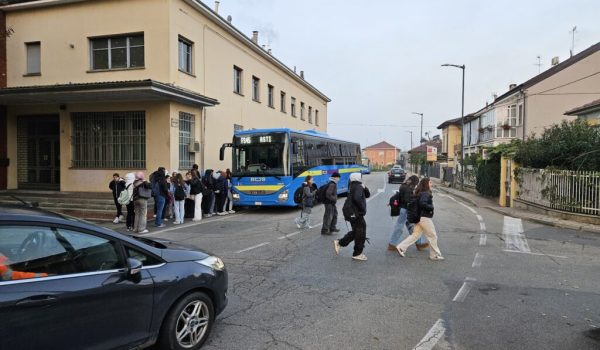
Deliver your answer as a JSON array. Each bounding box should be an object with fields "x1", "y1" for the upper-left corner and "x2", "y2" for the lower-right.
[{"x1": 175, "y1": 300, "x2": 210, "y2": 348}]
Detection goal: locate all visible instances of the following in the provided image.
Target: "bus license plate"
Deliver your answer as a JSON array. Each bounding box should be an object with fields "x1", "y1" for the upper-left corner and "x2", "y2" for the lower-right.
[{"x1": 255, "y1": 202, "x2": 262, "y2": 206}]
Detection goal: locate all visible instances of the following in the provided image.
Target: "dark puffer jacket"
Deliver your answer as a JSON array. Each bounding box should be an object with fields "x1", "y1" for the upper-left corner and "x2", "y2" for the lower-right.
[
  {"x1": 349, "y1": 181, "x2": 370, "y2": 216},
  {"x1": 418, "y1": 191, "x2": 434, "y2": 218}
]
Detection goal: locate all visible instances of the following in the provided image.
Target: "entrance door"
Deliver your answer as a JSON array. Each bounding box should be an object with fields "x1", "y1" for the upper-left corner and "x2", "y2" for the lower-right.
[{"x1": 18, "y1": 116, "x2": 60, "y2": 190}]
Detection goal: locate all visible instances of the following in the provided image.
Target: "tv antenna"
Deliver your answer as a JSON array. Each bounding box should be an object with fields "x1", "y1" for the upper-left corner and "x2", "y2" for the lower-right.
[
  {"x1": 534, "y1": 55, "x2": 542, "y2": 73},
  {"x1": 570, "y1": 26, "x2": 577, "y2": 57}
]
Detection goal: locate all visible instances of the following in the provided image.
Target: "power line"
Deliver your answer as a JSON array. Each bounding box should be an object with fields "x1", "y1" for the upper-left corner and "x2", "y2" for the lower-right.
[
  {"x1": 529, "y1": 71, "x2": 600, "y2": 96},
  {"x1": 328, "y1": 122, "x2": 439, "y2": 128}
]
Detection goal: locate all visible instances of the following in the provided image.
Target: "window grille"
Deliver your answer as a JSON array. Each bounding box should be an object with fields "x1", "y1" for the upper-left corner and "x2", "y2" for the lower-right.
[
  {"x1": 179, "y1": 112, "x2": 195, "y2": 170},
  {"x1": 71, "y1": 111, "x2": 145, "y2": 168}
]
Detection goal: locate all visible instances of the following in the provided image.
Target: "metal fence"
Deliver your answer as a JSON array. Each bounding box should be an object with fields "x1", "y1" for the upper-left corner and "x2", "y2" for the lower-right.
[{"x1": 517, "y1": 168, "x2": 600, "y2": 216}]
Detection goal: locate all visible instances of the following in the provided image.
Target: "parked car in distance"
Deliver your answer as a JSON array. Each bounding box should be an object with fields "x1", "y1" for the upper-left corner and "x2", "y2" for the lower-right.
[
  {"x1": 388, "y1": 167, "x2": 406, "y2": 183},
  {"x1": 0, "y1": 204, "x2": 227, "y2": 350}
]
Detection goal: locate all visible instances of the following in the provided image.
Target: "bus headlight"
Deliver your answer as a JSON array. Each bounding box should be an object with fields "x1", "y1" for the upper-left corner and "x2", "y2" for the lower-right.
[
  {"x1": 232, "y1": 192, "x2": 240, "y2": 201},
  {"x1": 278, "y1": 189, "x2": 289, "y2": 201}
]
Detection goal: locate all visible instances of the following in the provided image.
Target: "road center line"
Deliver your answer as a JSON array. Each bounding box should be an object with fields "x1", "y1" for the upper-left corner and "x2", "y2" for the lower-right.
[
  {"x1": 472, "y1": 252, "x2": 484, "y2": 267},
  {"x1": 277, "y1": 223, "x2": 323, "y2": 240},
  {"x1": 476, "y1": 214, "x2": 483, "y2": 222},
  {"x1": 503, "y1": 249, "x2": 567, "y2": 259},
  {"x1": 479, "y1": 234, "x2": 487, "y2": 246},
  {"x1": 413, "y1": 318, "x2": 446, "y2": 350},
  {"x1": 503, "y1": 216, "x2": 530, "y2": 252},
  {"x1": 235, "y1": 242, "x2": 271, "y2": 254},
  {"x1": 480, "y1": 222, "x2": 486, "y2": 231},
  {"x1": 453, "y1": 277, "x2": 476, "y2": 302},
  {"x1": 459, "y1": 202, "x2": 477, "y2": 214}
]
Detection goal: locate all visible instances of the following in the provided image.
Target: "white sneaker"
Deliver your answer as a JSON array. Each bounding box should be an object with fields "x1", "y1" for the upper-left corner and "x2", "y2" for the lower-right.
[
  {"x1": 294, "y1": 218, "x2": 301, "y2": 229},
  {"x1": 352, "y1": 253, "x2": 368, "y2": 261},
  {"x1": 217, "y1": 212, "x2": 226, "y2": 216},
  {"x1": 396, "y1": 247, "x2": 406, "y2": 257},
  {"x1": 228, "y1": 210, "x2": 236, "y2": 214},
  {"x1": 140, "y1": 229, "x2": 149, "y2": 234},
  {"x1": 153, "y1": 214, "x2": 156, "y2": 218},
  {"x1": 333, "y1": 240, "x2": 341, "y2": 255},
  {"x1": 112, "y1": 217, "x2": 120, "y2": 224},
  {"x1": 430, "y1": 255, "x2": 445, "y2": 261},
  {"x1": 118, "y1": 215, "x2": 125, "y2": 221}
]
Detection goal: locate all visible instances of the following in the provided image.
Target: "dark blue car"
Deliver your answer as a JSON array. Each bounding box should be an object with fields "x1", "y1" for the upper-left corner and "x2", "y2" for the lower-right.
[{"x1": 0, "y1": 204, "x2": 227, "y2": 350}]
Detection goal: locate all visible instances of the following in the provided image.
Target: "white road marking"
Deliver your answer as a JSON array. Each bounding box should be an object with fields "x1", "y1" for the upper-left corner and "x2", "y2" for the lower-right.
[
  {"x1": 479, "y1": 234, "x2": 487, "y2": 246},
  {"x1": 277, "y1": 223, "x2": 323, "y2": 240},
  {"x1": 413, "y1": 318, "x2": 446, "y2": 350},
  {"x1": 459, "y1": 202, "x2": 477, "y2": 214},
  {"x1": 480, "y1": 222, "x2": 486, "y2": 231},
  {"x1": 366, "y1": 173, "x2": 386, "y2": 203},
  {"x1": 472, "y1": 253, "x2": 484, "y2": 267},
  {"x1": 235, "y1": 242, "x2": 271, "y2": 254},
  {"x1": 503, "y1": 250, "x2": 568, "y2": 259},
  {"x1": 502, "y1": 216, "x2": 530, "y2": 253},
  {"x1": 476, "y1": 215, "x2": 483, "y2": 222},
  {"x1": 139, "y1": 212, "x2": 248, "y2": 237},
  {"x1": 453, "y1": 277, "x2": 476, "y2": 302}
]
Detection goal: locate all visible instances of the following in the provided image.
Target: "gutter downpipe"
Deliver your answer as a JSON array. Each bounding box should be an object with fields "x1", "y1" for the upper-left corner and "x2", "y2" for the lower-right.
[{"x1": 521, "y1": 89, "x2": 526, "y2": 140}]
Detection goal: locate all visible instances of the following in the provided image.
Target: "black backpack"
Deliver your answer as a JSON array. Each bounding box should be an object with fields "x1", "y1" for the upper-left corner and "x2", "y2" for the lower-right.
[
  {"x1": 293, "y1": 184, "x2": 305, "y2": 204},
  {"x1": 342, "y1": 186, "x2": 356, "y2": 221},
  {"x1": 389, "y1": 192, "x2": 400, "y2": 217},
  {"x1": 174, "y1": 184, "x2": 186, "y2": 201},
  {"x1": 315, "y1": 183, "x2": 330, "y2": 203},
  {"x1": 406, "y1": 194, "x2": 421, "y2": 224}
]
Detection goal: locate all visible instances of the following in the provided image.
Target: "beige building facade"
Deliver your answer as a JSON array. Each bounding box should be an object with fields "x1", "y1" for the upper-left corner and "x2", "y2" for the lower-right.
[{"x1": 0, "y1": 0, "x2": 329, "y2": 192}]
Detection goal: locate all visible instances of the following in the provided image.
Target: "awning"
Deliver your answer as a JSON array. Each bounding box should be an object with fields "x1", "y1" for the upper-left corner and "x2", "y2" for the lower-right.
[{"x1": 0, "y1": 79, "x2": 219, "y2": 107}]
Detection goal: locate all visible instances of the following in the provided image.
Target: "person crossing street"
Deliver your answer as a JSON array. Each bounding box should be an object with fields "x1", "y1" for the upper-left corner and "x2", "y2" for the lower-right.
[
  {"x1": 321, "y1": 172, "x2": 341, "y2": 235},
  {"x1": 333, "y1": 172, "x2": 370, "y2": 261}
]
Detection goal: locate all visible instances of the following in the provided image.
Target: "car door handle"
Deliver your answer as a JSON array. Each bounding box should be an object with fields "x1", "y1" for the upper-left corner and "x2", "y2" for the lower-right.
[{"x1": 15, "y1": 295, "x2": 58, "y2": 307}]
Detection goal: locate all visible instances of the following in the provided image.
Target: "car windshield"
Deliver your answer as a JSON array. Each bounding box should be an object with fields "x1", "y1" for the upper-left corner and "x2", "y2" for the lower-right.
[{"x1": 233, "y1": 139, "x2": 288, "y2": 177}]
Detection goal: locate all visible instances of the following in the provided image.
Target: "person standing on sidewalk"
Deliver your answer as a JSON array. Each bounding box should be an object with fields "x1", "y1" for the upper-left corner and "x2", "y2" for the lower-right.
[
  {"x1": 109, "y1": 173, "x2": 125, "y2": 224},
  {"x1": 188, "y1": 169, "x2": 204, "y2": 221},
  {"x1": 124, "y1": 172, "x2": 136, "y2": 231},
  {"x1": 334, "y1": 172, "x2": 371, "y2": 261},
  {"x1": 173, "y1": 173, "x2": 189, "y2": 225},
  {"x1": 295, "y1": 175, "x2": 316, "y2": 229},
  {"x1": 153, "y1": 170, "x2": 169, "y2": 228},
  {"x1": 387, "y1": 175, "x2": 430, "y2": 250},
  {"x1": 132, "y1": 171, "x2": 151, "y2": 234},
  {"x1": 396, "y1": 178, "x2": 445, "y2": 261},
  {"x1": 321, "y1": 172, "x2": 341, "y2": 235},
  {"x1": 224, "y1": 168, "x2": 235, "y2": 214}
]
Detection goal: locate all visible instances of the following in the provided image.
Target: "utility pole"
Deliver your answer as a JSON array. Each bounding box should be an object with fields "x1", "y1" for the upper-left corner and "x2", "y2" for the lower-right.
[
  {"x1": 534, "y1": 55, "x2": 542, "y2": 73},
  {"x1": 570, "y1": 26, "x2": 577, "y2": 57},
  {"x1": 442, "y1": 63, "x2": 466, "y2": 190},
  {"x1": 406, "y1": 130, "x2": 413, "y2": 150},
  {"x1": 412, "y1": 112, "x2": 424, "y2": 143}
]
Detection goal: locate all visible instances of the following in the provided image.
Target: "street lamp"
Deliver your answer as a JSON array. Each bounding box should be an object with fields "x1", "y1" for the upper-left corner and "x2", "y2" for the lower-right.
[
  {"x1": 406, "y1": 130, "x2": 413, "y2": 150},
  {"x1": 412, "y1": 112, "x2": 424, "y2": 144},
  {"x1": 441, "y1": 63, "x2": 466, "y2": 190}
]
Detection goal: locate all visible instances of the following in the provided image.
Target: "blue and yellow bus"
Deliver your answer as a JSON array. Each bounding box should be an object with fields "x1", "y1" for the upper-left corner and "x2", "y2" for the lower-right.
[{"x1": 219, "y1": 128, "x2": 366, "y2": 207}]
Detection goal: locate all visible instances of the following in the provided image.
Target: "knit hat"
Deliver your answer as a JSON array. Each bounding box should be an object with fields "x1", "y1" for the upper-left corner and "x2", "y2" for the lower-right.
[{"x1": 331, "y1": 172, "x2": 341, "y2": 178}]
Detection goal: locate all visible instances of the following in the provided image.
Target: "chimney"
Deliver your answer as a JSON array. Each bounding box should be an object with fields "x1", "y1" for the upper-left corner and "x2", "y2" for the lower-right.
[
  {"x1": 551, "y1": 56, "x2": 560, "y2": 66},
  {"x1": 509, "y1": 84, "x2": 516, "y2": 90},
  {"x1": 214, "y1": 1, "x2": 219, "y2": 14},
  {"x1": 493, "y1": 93, "x2": 498, "y2": 100},
  {"x1": 227, "y1": 15, "x2": 232, "y2": 23},
  {"x1": 267, "y1": 48, "x2": 272, "y2": 55},
  {"x1": 251, "y1": 31, "x2": 258, "y2": 44},
  {"x1": 300, "y1": 70, "x2": 304, "y2": 79},
  {"x1": 293, "y1": 66, "x2": 296, "y2": 73}
]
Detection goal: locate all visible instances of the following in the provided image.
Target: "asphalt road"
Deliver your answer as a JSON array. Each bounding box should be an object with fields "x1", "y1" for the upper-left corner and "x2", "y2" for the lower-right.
[{"x1": 124, "y1": 172, "x2": 600, "y2": 349}]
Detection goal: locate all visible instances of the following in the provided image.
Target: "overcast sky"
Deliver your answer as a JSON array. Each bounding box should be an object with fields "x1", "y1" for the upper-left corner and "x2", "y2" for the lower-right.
[{"x1": 208, "y1": 0, "x2": 600, "y2": 151}]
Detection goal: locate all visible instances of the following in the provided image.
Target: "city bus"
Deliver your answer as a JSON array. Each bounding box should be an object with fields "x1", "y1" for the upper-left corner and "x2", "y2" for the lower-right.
[{"x1": 219, "y1": 128, "x2": 367, "y2": 207}]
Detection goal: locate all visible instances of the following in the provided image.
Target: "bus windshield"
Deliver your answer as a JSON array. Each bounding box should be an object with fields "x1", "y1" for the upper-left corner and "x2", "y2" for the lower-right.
[{"x1": 233, "y1": 134, "x2": 289, "y2": 177}]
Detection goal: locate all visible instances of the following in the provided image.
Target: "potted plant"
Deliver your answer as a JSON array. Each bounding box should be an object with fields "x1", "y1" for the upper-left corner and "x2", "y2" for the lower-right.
[
  {"x1": 502, "y1": 124, "x2": 512, "y2": 130},
  {"x1": 478, "y1": 127, "x2": 485, "y2": 133}
]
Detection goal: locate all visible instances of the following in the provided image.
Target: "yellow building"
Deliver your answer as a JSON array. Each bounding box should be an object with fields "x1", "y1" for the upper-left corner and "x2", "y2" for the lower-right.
[
  {"x1": 436, "y1": 117, "x2": 462, "y2": 167},
  {"x1": 0, "y1": 0, "x2": 329, "y2": 192}
]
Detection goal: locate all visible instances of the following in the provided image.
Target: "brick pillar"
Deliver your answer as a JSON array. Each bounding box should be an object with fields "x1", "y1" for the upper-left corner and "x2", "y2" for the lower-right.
[{"x1": 0, "y1": 11, "x2": 7, "y2": 190}]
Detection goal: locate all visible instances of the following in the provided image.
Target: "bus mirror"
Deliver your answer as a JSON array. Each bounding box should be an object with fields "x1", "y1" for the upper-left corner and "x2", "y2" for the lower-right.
[{"x1": 219, "y1": 146, "x2": 225, "y2": 161}]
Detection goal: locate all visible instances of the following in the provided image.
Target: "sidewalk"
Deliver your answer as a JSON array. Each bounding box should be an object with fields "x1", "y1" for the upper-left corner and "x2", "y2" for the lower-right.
[{"x1": 429, "y1": 177, "x2": 600, "y2": 234}]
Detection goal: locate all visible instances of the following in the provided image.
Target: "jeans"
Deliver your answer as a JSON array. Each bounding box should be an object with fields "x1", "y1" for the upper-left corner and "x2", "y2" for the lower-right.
[
  {"x1": 339, "y1": 216, "x2": 367, "y2": 256},
  {"x1": 216, "y1": 191, "x2": 226, "y2": 213},
  {"x1": 388, "y1": 209, "x2": 427, "y2": 246},
  {"x1": 113, "y1": 197, "x2": 123, "y2": 218},
  {"x1": 209, "y1": 193, "x2": 216, "y2": 214},
  {"x1": 225, "y1": 190, "x2": 233, "y2": 211},
  {"x1": 398, "y1": 217, "x2": 443, "y2": 258},
  {"x1": 322, "y1": 203, "x2": 338, "y2": 232},
  {"x1": 133, "y1": 199, "x2": 147, "y2": 233},
  {"x1": 296, "y1": 207, "x2": 312, "y2": 229},
  {"x1": 174, "y1": 200, "x2": 185, "y2": 224},
  {"x1": 155, "y1": 195, "x2": 166, "y2": 226}
]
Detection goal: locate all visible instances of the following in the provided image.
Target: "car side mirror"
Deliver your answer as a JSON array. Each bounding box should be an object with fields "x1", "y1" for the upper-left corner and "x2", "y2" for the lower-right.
[{"x1": 127, "y1": 258, "x2": 143, "y2": 277}]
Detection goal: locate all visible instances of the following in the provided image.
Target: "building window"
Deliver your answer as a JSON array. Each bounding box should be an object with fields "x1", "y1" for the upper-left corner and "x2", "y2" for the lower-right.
[
  {"x1": 25, "y1": 42, "x2": 41, "y2": 75},
  {"x1": 179, "y1": 112, "x2": 195, "y2": 170},
  {"x1": 308, "y1": 106, "x2": 313, "y2": 124},
  {"x1": 90, "y1": 34, "x2": 144, "y2": 70},
  {"x1": 300, "y1": 102, "x2": 305, "y2": 120},
  {"x1": 315, "y1": 110, "x2": 319, "y2": 126},
  {"x1": 71, "y1": 111, "x2": 145, "y2": 168},
  {"x1": 291, "y1": 97, "x2": 297, "y2": 117},
  {"x1": 233, "y1": 66, "x2": 243, "y2": 94},
  {"x1": 252, "y1": 76, "x2": 260, "y2": 102},
  {"x1": 267, "y1": 85, "x2": 274, "y2": 108},
  {"x1": 280, "y1": 91, "x2": 286, "y2": 113},
  {"x1": 178, "y1": 36, "x2": 193, "y2": 74}
]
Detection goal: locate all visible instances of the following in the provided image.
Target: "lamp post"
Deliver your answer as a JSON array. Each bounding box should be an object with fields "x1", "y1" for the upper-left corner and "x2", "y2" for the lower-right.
[
  {"x1": 406, "y1": 130, "x2": 413, "y2": 150},
  {"x1": 441, "y1": 63, "x2": 466, "y2": 190},
  {"x1": 412, "y1": 112, "x2": 424, "y2": 143}
]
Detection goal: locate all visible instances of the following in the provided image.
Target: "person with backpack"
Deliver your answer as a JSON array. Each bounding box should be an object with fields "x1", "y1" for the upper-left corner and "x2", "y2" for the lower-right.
[
  {"x1": 387, "y1": 175, "x2": 429, "y2": 250},
  {"x1": 320, "y1": 172, "x2": 341, "y2": 235},
  {"x1": 188, "y1": 169, "x2": 205, "y2": 221},
  {"x1": 202, "y1": 169, "x2": 216, "y2": 217},
  {"x1": 150, "y1": 167, "x2": 166, "y2": 218},
  {"x1": 153, "y1": 169, "x2": 169, "y2": 228},
  {"x1": 333, "y1": 172, "x2": 371, "y2": 261},
  {"x1": 173, "y1": 173, "x2": 189, "y2": 225},
  {"x1": 132, "y1": 171, "x2": 152, "y2": 234},
  {"x1": 120, "y1": 172, "x2": 136, "y2": 231},
  {"x1": 395, "y1": 178, "x2": 444, "y2": 261},
  {"x1": 214, "y1": 170, "x2": 228, "y2": 216},
  {"x1": 294, "y1": 175, "x2": 316, "y2": 229},
  {"x1": 224, "y1": 168, "x2": 235, "y2": 214},
  {"x1": 108, "y1": 173, "x2": 125, "y2": 224}
]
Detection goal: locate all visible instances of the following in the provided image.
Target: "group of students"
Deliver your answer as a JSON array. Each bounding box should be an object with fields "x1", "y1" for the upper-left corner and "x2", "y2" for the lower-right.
[
  {"x1": 293, "y1": 171, "x2": 444, "y2": 262},
  {"x1": 108, "y1": 164, "x2": 235, "y2": 234}
]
